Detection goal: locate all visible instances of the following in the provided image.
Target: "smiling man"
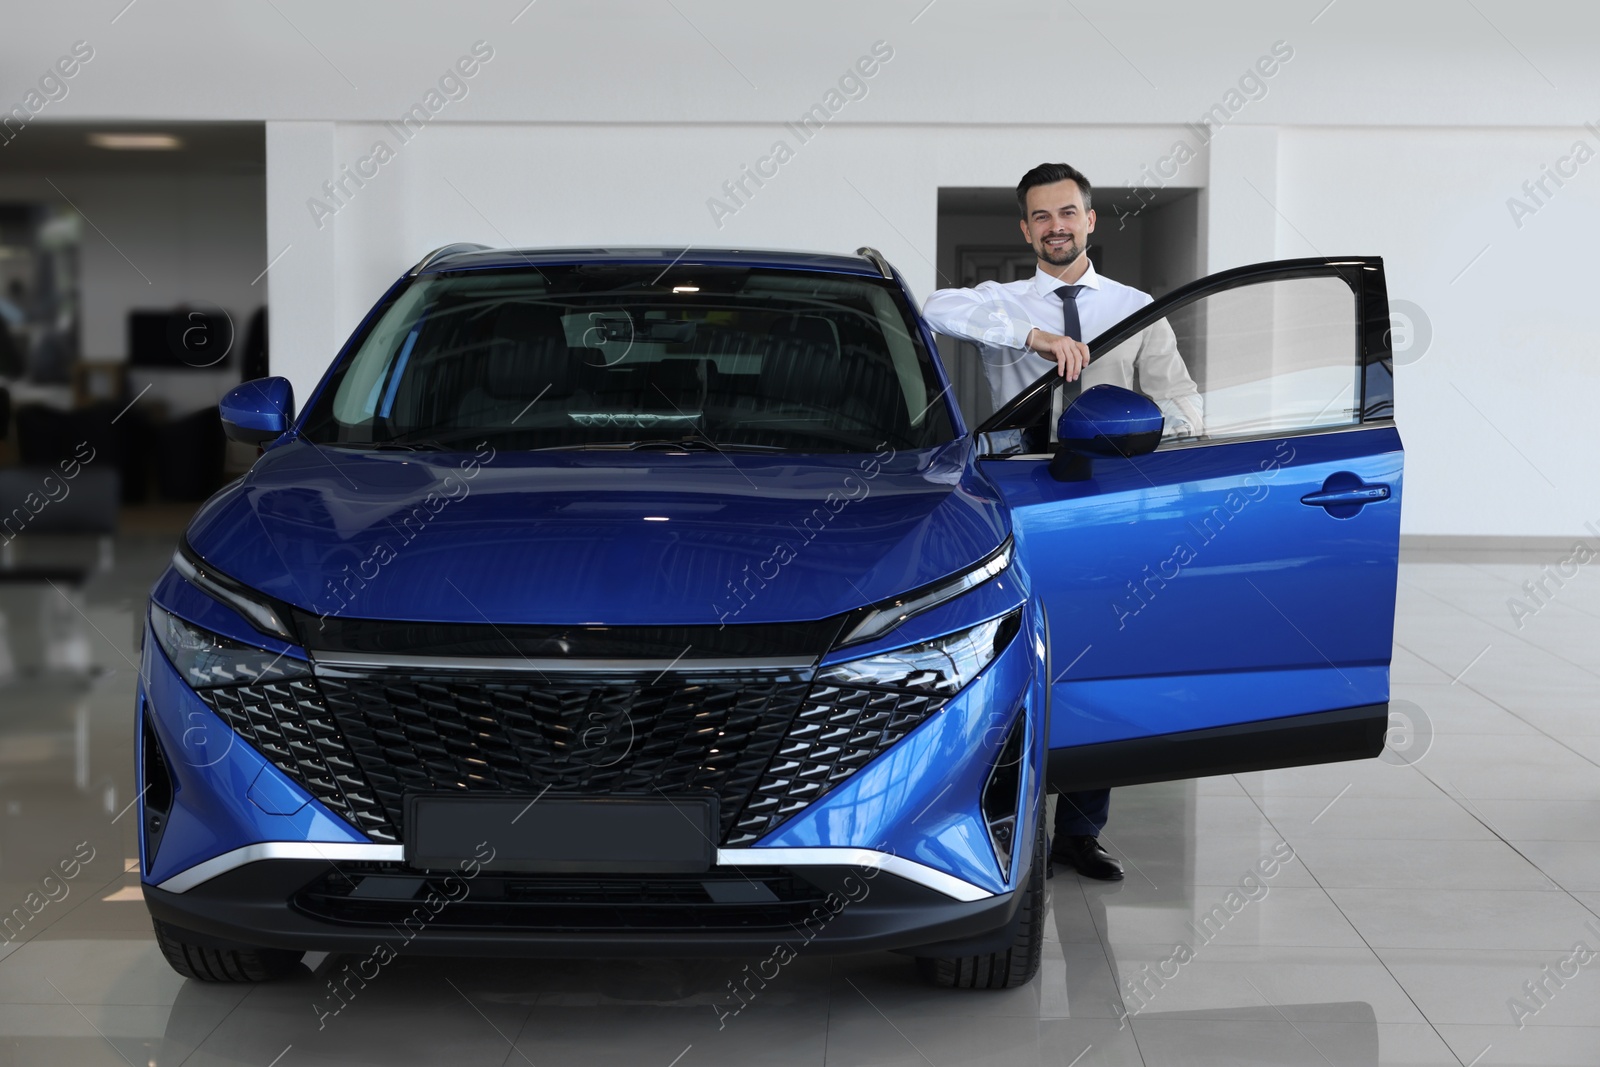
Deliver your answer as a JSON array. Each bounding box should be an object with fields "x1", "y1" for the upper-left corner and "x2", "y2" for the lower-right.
[
  {"x1": 923, "y1": 162, "x2": 1204, "y2": 435},
  {"x1": 924, "y1": 162, "x2": 1206, "y2": 881}
]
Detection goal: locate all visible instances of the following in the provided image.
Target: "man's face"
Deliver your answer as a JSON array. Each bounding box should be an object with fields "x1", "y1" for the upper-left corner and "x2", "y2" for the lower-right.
[{"x1": 1020, "y1": 179, "x2": 1095, "y2": 268}]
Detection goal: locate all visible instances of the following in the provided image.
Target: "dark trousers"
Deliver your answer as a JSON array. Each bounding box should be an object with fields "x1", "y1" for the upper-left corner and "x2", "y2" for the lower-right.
[{"x1": 1053, "y1": 788, "x2": 1111, "y2": 838}]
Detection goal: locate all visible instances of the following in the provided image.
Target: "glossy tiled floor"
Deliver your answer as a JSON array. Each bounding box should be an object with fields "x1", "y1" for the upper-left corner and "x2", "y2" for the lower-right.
[{"x1": 0, "y1": 537, "x2": 1596, "y2": 1065}]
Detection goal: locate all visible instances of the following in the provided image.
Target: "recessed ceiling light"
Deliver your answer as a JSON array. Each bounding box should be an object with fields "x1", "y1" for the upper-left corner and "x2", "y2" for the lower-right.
[
  {"x1": 671, "y1": 285, "x2": 699, "y2": 293},
  {"x1": 88, "y1": 133, "x2": 183, "y2": 150},
  {"x1": 643, "y1": 516, "x2": 670, "y2": 522}
]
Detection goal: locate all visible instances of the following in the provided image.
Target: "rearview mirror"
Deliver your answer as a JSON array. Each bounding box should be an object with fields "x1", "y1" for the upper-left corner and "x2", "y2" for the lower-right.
[
  {"x1": 1049, "y1": 385, "x2": 1164, "y2": 482},
  {"x1": 220, "y1": 377, "x2": 295, "y2": 445}
]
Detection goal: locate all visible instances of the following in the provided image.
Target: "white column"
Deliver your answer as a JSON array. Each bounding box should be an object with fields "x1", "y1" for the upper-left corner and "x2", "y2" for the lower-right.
[
  {"x1": 264, "y1": 121, "x2": 338, "y2": 407},
  {"x1": 1202, "y1": 125, "x2": 1280, "y2": 273}
]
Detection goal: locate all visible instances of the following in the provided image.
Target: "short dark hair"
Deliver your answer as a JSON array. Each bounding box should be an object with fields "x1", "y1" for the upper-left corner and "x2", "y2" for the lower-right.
[{"x1": 1016, "y1": 163, "x2": 1092, "y2": 217}]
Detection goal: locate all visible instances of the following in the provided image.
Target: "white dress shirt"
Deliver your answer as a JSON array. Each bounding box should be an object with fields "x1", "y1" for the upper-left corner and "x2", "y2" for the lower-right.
[{"x1": 923, "y1": 260, "x2": 1204, "y2": 434}]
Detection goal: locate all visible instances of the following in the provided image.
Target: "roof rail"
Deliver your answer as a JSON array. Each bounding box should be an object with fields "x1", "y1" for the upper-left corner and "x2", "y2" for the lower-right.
[
  {"x1": 407, "y1": 242, "x2": 492, "y2": 276},
  {"x1": 856, "y1": 246, "x2": 893, "y2": 279}
]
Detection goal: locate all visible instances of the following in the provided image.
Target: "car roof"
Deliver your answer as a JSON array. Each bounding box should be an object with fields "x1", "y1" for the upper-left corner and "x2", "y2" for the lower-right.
[{"x1": 412, "y1": 245, "x2": 887, "y2": 277}]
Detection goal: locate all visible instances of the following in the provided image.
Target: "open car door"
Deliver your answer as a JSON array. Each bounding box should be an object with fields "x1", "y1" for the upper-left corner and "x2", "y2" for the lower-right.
[{"x1": 973, "y1": 257, "x2": 1402, "y2": 790}]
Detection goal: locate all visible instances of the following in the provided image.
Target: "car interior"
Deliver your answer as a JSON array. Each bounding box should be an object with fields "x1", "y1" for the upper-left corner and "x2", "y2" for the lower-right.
[{"x1": 377, "y1": 296, "x2": 931, "y2": 451}]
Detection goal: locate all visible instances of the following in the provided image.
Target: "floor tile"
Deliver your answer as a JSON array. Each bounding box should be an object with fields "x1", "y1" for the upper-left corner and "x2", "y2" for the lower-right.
[
  {"x1": 1042, "y1": 877, "x2": 1105, "y2": 945},
  {"x1": 184, "y1": 960, "x2": 535, "y2": 1067},
  {"x1": 0, "y1": 1003, "x2": 167, "y2": 1067},
  {"x1": 1460, "y1": 798, "x2": 1600, "y2": 842},
  {"x1": 1390, "y1": 681, "x2": 1539, "y2": 736},
  {"x1": 821, "y1": 1015, "x2": 1141, "y2": 1067},
  {"x1": 1512, "y1": 840, "x2": 1600, "y2": 892},
  {"x1": 1326, "y1": 887, "x2": 1597, "y2": 950},
  {"x1": 1389, "y1": 644, "x2": 1454, "y2": 685},
  {"x1": 1436, "y1": 1022, "x2": 1600, "y2": 1065},
  {"x1": 1235, "y1": 760, "x2": 1441, "y2": 801},
  {"x1": 1102, "y1": 789, "x2": 1271, "y2": 839},
  {"x1": 1101, "y1": 944, "x2": 1426, "y2": 1025},
  {"x1": 1499, "y1": 704, "x2": 1600, "y2": 738},
  {"x1": 1415, "y1": 734, "x2": 1600, "y2": 801},
  {"x1": 1131, "y1": 1018, "x2": 1460, "y2": 1066},
  {"x1": 1288, "y1": 837, "x2": 1560, "y2": 891},
  {"x1": 30, "y1": 874, "x2": 159, "y2": 937},
  {"x1": 513, "y1": 979, "x2": 831, "y2": 1066},
  {"x1": 0, "y1": 937, "x2": 190, "y2": 1006},
  {"x1": 1562, "y1": 733, "x2": 1600, "y2": 761},
  {"x1": 1094, "y1": 882, "x2": 1366, "y2": 950},
  {"x1": 0, "y1": 997, "x2": 248, "y2": 1067},
  {"x1": 1094, "y1": 834, "x2": 1318, "y2": 891},
  {"x1": 1259, "y1": 794, "x2": 1497, "y2": 842},
  {"x1": 1375, "y1": 947, "x2": 1600, "y2": 1029}
]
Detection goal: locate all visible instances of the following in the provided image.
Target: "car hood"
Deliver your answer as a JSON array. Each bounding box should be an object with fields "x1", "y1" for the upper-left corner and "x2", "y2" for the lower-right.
[{"x1": 184, "y1": 438, "x2": 1009, "y2": 629}]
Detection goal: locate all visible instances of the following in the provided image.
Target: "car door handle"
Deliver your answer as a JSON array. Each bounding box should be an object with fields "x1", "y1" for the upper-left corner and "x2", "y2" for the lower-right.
[
  {"x1": 1302, "y1": 485, "x2": 1389, "y2": 507},
  {"x1": 1301, "y1": 474, "x2": 1391, "y2": 517}
]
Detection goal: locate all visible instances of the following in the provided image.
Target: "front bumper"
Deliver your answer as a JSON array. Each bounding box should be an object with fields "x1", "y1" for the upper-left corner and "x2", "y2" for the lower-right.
[{"x1": 142, "y1": 857, "x2": 1027, "y2": 958}]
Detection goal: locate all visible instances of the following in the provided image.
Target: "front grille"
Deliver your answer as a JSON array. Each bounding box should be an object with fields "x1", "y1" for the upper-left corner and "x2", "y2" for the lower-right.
[
  {"x1": 733, "y1": 682, "x2": 950, "y2": 844},
  {"x1": 198, "y1": 665, "x2": 951, "y2": 847},
  {"x1": 202, "y1": 678, "x2": 393, "y2": 837},
  {"x1": 318, "y1": 669, "x2": 812, "y2": 845}
]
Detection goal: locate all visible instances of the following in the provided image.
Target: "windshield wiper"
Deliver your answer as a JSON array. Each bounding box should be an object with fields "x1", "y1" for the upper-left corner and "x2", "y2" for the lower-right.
[
  {"x1": 374, "y1": 428, "x2": 497, "y2": 451},
  {"x1": 629, "y1": 438, "x2": 730, "y2": 452},
  {"x1": 632, "y1": 435, "x2": 788, "y2": 452},
  {"x1": 535, "y1": 436, "x2": 786, "y2": 453},
  {"x1": 324, "y1": 440, "x2": 454, "y2": 452}
]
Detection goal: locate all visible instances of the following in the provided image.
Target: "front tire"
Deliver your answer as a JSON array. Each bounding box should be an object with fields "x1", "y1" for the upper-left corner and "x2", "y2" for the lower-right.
[
  {"x1": 153, "y1": 918, "x2": 304, "y2": 982},
  {"x1": 915, "y1": 798, "x2": 1045, "y2": 989}
]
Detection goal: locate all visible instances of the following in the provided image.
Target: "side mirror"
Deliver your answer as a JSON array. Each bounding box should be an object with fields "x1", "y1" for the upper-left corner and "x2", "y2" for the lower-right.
[
  {"x1": 220, "y1": 377, "x2": 295, "y2": 445},
  {"x1": 1049, "y1": 385, "x2": 1164, "y2": 482}
]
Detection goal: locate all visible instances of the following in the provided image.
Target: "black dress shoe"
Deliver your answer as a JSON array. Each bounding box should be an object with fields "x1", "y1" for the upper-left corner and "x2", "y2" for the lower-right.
[{"x1": 1049, "y1": 835, "x2": 1124, "y2": 881}]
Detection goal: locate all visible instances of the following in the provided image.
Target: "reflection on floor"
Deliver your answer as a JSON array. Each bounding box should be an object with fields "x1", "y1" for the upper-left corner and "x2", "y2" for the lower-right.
[{"x1": 0, "y1": 537, "x2": 1596, "y2": 1065}]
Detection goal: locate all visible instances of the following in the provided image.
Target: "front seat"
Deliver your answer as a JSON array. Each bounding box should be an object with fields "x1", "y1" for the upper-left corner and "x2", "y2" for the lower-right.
[{"x1": 452, "y1": 302, "x2": 575, "y2": 428}]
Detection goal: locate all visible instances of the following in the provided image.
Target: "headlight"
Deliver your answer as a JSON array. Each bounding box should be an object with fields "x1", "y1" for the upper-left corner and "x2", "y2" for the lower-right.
[
  {"x1": 149, "y1": 604, "x2": 310, "y2": 689},
  {"x1": 818, "y1": 610, "x2": 1021, "y2": 696},
  {"x1": 171, "y1": 539, "x2": 296, "y2": 642},
  {"x1": 839, "y1": 538, "x2": 1012, "y2": 646}
]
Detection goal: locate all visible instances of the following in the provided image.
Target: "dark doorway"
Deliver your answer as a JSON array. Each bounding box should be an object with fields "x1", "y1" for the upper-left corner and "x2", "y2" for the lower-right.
[{"x1": 935, "y1": 186, "x2": 1201, "y2": 425}]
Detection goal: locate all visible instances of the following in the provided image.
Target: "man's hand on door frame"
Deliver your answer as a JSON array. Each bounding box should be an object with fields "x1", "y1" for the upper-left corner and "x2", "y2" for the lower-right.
[{"x1": 1025, "y1": 328, "x2": 1090, "y2": 381}]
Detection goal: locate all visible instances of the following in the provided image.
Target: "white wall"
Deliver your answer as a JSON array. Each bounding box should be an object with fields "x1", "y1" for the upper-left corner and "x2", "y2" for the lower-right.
[
  {"x1": 4, "y1": 0, "x2": 1596, "y2": 535},
  {"x1": 1276, "y1": 127, "x2": 1600, "y2": 536},
  {"x1": 5, "y1": 2, "x2": 1596, "y2": 127}
]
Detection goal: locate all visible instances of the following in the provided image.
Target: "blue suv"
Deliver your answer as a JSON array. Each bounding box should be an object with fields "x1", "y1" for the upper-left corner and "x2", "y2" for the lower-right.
[{"x1": 137, "y1": 244, "x2": 1401, "y2": 988}]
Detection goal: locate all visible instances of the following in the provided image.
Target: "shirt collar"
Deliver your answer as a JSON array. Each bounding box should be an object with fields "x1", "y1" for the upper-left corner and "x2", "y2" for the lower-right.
[{"x1": 1031, "y1": 258, "x2": 1102, "y2": 297}]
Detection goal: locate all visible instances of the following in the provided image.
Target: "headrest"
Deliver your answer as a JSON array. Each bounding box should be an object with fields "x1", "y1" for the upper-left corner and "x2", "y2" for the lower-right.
[
  {"x1": 482, "y1": 302, "x2": 570, "y2": 398},
  {"x1": 759, "y1": 332, "x2": 845, "y2": 406}
]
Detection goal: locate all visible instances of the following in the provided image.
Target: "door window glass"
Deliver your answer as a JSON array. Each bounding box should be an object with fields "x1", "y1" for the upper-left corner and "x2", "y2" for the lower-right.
[{"x1": 1149, "y1": 274, "x2": 1359, "y2": 444}]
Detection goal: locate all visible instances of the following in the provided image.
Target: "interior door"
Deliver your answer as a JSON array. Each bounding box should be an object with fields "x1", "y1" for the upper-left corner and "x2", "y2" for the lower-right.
[{"x1": 974, "y1": 258, "x2": 1402, "y2": 790}]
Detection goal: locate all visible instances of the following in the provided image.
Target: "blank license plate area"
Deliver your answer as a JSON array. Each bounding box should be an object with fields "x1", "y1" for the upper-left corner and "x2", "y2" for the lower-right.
[{"x1": 405, "y1": 795, "x2": 717, "y2": 874}]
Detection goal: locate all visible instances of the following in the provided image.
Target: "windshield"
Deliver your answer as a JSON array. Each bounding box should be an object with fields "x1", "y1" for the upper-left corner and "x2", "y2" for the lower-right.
[{"x1": 299, "y1": 264, "x2": 958, "y2": 453}]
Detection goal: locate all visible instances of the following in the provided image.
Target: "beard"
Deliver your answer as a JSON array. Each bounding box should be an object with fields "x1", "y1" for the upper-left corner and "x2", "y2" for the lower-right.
[{"x1": 1037, "y1": 235, "x2": 1082, "y2": 267}]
